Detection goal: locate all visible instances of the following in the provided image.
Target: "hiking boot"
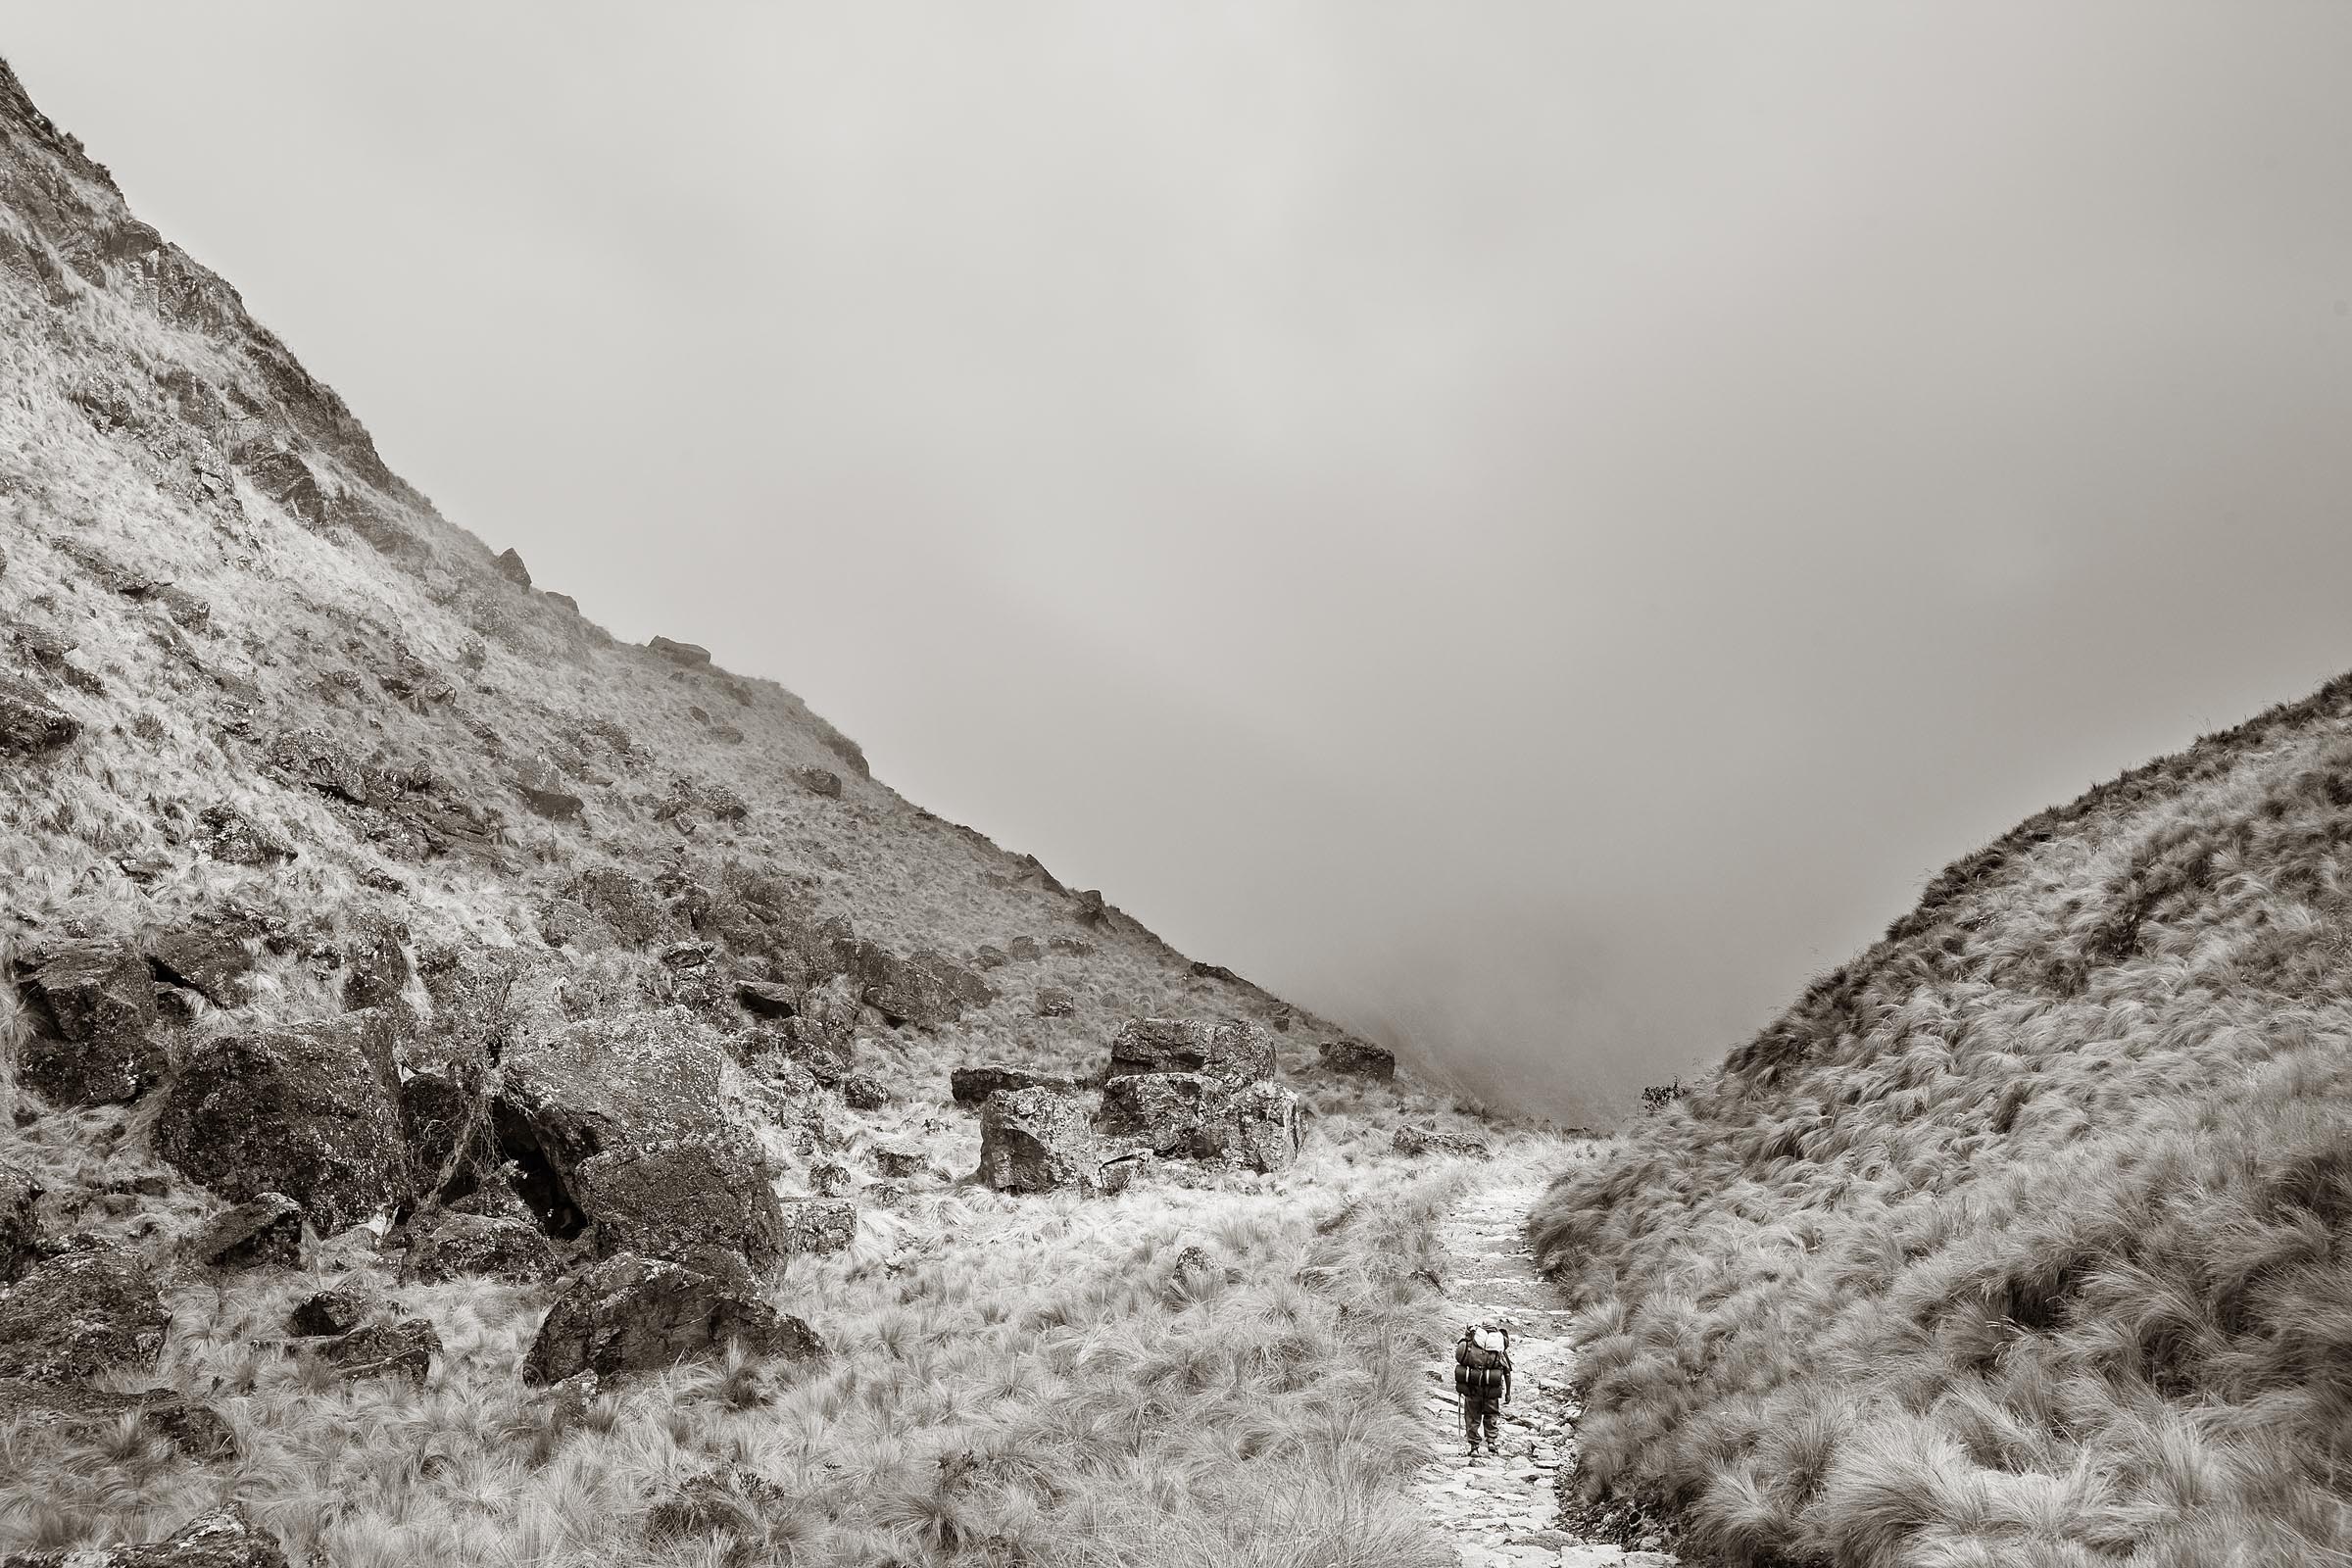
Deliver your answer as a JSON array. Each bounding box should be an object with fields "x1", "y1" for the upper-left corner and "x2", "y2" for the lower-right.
[{"x1": 1463, "y1": 1445, "x2": 1482, "y2": 1457}]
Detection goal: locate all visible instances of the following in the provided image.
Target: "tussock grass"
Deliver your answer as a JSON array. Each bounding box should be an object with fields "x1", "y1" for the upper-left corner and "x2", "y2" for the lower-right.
[{"x1": 1533, "y1": 675, "x2": 2352, "y2": 1565}]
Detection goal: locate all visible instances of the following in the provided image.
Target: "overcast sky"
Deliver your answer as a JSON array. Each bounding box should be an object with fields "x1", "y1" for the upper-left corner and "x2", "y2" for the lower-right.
[{"x1": 11, "y1": 6, "x2": 2352, "y2": 1118}]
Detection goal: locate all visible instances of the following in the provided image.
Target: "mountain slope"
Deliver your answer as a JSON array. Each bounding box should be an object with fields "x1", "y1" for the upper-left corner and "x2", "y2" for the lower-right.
[
  {"x1": 1533, "y1": 674, "x2": 2352, "y2": 1566},
  {"x1": 0, "y1": 57, "x2": 1559, "y2": 1566}
]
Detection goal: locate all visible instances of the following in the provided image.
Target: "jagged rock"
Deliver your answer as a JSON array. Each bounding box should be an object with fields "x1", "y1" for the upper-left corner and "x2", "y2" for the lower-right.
[
  {"x1": 736, "y1": 978, "x2": 799, "y2": 1018},
  {"x1": 0, "y1": 1502, "x2": 289, "y2": 1567},
  {"x1": 14, "y1": 939, "x2": 167, "y2": 1105},
  {"x1": 1192, "y1": 1081, "x2": 1305, "y2": 1173},
  {"x1": 268, "y1": 724, "x2": 374, "y2": 804},
  {"x1": 318, "y1": 1316, "x2": 440, "y2": 1386},
  {"x1": 404, "y1": 1210, "x2": 557, "y2": 1284},
  {"x1": 646, "y1": 1466, "x2": 787, "y2": 1547},
  {"x1": 147, "y1": 923, "x2": 255, "y2": 1008},
  {"x1": 1034, "y1": 986, "x2": 1076, "y2": 1018},
  {"x1": 185, "y1": 1194, "x2": 303, "y2": 1269},
  {"x1": 950, "y1": 1063, "x2": 1085, "y2": 1105},
  {"x1": 286, "y1": 1285, "x2": 376, "y2": 1338},
  {"x1": 1097, "y1": 1072, "x2": 1220, "y2": 1155},
  {"x1": 570, "y1": 1141, "x2": 786, "y2": 1267},
  {"x1": 450, "y1": 1175, "x2": 534, "y2": 1222},
  {"x1": 661, "y1": 941, "x2": 714, "y2": 970},
  {"x1": 495, "y1": 547, "x2": 532, "y2": 586},
  {"x1": 0, "y1": 1379, "x2": 236, "y2": 1459},
  {"x1": 340, "y1": 913, "x2": 411, "y2": 1011},
  {"x1": 547, "y1": 866, "x2": 675, "y2": 949},
  {"x1": 1318, "y1": 1040, "x2": 1396, "y2": 1080},
  {"x1": 1189, "y1": 959, "x2": 1247, "y2": 984},
  {"x1": 159, "y1": 584, "x2": 211, "y2": 630},
  {"x1": 808, "y1": 1162, "x2": 855, "y2": 1198},
  {"x1": 775, "y1": 1198, "x2": 856, "y2": 1255},
  {"x1": 1047, "y1": 936, "x2": 1095, "y2": 956},
  {"x1": 192, "y1": 802, "x2": 294, "y2": 864},
  {"x1": 1072, "y1": 890, "x2": 1109, "y2": 926},
  {"x1": 647, "y1": 636, "x2": 710, "y2": 667},
  {"x1": 869, "y1": 1142, "x2": 927, "y2": 1179},
  {"x1": 0, "y1": 1245, "x2": 169, "y2": 1380},
  {"x1": 0, "y1": 673, "x2": 76, "y2": 756},
  {"x1": 242, "y1": 445, "x2": 326, "y2": 525},
  {"x1": 796, "y1": 767, "x2": 842, "y2": 799},
  {"x1": 978, "y1": 1088, "x2": 1102, "y2": 1195},
  {"x1": 521, "y1": 1251, "x2": 822, "y2": 1386},
  {"x1": 515, "y1": 781, "x2": 584, "y2": 821},
  {"x1": 400, "y1": 1067, "x2": 499, "y2": 1206},
  {"x1": 1392, "y1": 1124, "x2": 1492, "y2": 1160},
  {"x1": 544, "y1": 591, "x2": 578, "y2": 613},
  {"x1": 857, "y1": 946, "x2": 991, "y2": 1029},
  {"x1": 1166, "y1": 1244, "x2": 1217, "y2": 1295},
  {"x1": 0, "y1": 1161, "x2": 38, "y2": 1284},
  {"x1": 972, "y1": 945, "x2": 1009, "y2": 970},
  {"x1": 839, "y1": 1072, "x2": 889, "y2": 1110},
  {"x1": 154, "y1": 1019, "x2": 410, "y2": 1235},
  {"x1": 1106, "y1": 1018, "x2": 1275, "y2": 1088},
  {"x1": 1006, "y1": 937, "x2": 1041, "y2": 962}
]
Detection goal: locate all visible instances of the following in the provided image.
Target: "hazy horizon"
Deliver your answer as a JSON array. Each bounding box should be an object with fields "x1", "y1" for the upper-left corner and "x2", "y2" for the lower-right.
[{"x1": 11, "y1": 5, "x2": 2352, "y2": 1120}]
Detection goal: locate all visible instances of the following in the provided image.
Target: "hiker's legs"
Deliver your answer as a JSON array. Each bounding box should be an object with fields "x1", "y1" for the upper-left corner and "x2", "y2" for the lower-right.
[
  {"x1": 1461, "y1": 1396, "x2": 1494, "y2": 1452},
  {"x1": 1478, "y1": 1398, "x2": 1502, "y2": 1452}
]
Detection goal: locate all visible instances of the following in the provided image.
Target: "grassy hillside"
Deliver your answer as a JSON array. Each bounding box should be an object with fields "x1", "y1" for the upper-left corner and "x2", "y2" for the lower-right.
[
  {"x1": 0, "y1": 55, "x2": 1559, "y2": 1565},
  {"x1": 1532, "y1": 674, "x2": 2352, "y2": 1566}
]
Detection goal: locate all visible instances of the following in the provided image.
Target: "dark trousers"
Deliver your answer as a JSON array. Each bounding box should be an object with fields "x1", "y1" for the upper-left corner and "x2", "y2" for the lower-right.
[{"x1": 1460, "y1": 1395, "x2": 1501, "y2": 1450}]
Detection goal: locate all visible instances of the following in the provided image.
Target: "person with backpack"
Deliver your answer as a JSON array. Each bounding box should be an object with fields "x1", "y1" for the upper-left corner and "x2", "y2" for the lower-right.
[{"x1": 1454, "y1": 1320, "x2": 1513, "y2": 1457}]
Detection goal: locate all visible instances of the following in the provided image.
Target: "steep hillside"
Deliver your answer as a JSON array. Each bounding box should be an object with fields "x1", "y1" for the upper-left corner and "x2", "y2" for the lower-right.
[
  {"x1": 0, "y1": 58, "x2": 1551, "y2": 1566},
  {"x1": 1533, "y1": 674, "x2": 2352, "y2": 1566}
]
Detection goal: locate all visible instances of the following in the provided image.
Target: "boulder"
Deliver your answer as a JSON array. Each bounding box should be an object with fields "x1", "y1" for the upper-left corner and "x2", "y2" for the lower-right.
[
  {"x1": 775, "y1": 1198, "x2": 856, "y2": 1255},
  {"x1": 1106, "y1": 1018, "x2": 1276, "y2": 1088},
  {"x1": 184, "y1": 1194, "x2": 303, "y2": 1269},
  {"x1": 1034, "y1": 986, "x2": 1076, "y2": 1018},
  {"x1": 340, "y1": 913, "x2": 411, "y2": 1012},
  {"x1": 569, "y1": 1141, "x2": 786, "y2": 1268},
  {"x1": 648, "y1": 636, "x2": 711, "y2": 667},
  {"x1": 0, "y1": 1245, "x2": 169, "y2": 1380},
  {"x1": 1071, "y1": 890, "x2": 1109, "y2": 927},
  {"x1": 808, "y1": 1162, "x2": 855, "y2": 1199},
  {"x1": 403, "y1": 1210, "x2": 557, "y2": 1284},
  {"x1": 146, "y1": 923, "x2": 255, "y2": 1008},
  {"x1": 1392, "y1": 1124, "x2": 1492, "y2": 1160},
  {"x1": 515, "y1": 781, "x2": 584, "y2": 822},
  {"x1": 0, "y1": 1379, "x2": 236, "y2": 1459},
  {"x1": 545, "y1": 591, "x2": 579, "y2": 613},
  {"x1": 1317, "y1": 1040, "x2": 1396, "y2": 1080},
  {"x1": 796, "y1": 767, "x2": 842, "y2": 799},
  {"x1": 1005, "y1": 937, "x2": 1041, "y2": 962},
  {"x1": 838, "y1": 1072, "x2": 890, "y2": 1110},
  {"x1": 1095, "y1": 1072, "x2": 1219, "y2": 1156},
  {"x1": 978, "y1": 1088, "x2": 1102, "y2": 1195},
  {"x1": 950, "y1": 1063, "x2": 1085, "y2": 1106},
  {"x1": 400, "y1": 1067, "x2": 500, "y2": 1207},
  {"x1": 1048, "y1": 936, "x2": 1095, "y2": 956},
  {"x1": 317, "y1": 1316, "x2": 440, "y2": 1386},
  {"x1": 0, "y1": 1159, "x2": 41, "y2": 1284},
  {"x1": 14, "y1": 940, "x2": 166, "y2": 1105},
  {"x1": 154, "y1": 1020, "x2": 410, "y2": 1235},
  {"x1": 1189, "y1": 959, "x2": 1247, "y2": 984},
  {"x1": 495, "y1": 546, "x2": 532, "y2": 586},
  {"x1": 1192, "y1": 1081, "x2": 1306, "y2": 1173},
  {"x1": 192, "y1": 802, "x2": 295, "y2": 865},
  {"x1": 0, "y1": 1502, "x2": 289, "y2": 1567},
  {"x1": 869, "y1": 1142, "x2": 927, "y2": 1180},
  {"x1": 972, "y1": 945, "x2": 1009, "y2": 970},
  {"x1": 736, "y1": 978, "x2": 799, "y2": 1019},
  {"x1": 521, "y1": 1251, "x2": 822, "y2": 1386},
  {"x1": 286, "y1": 1286, "x2": 376, "y2": 1338},
  {"x1": 548, "y1": 866, "x2": 675, "y2": 949},
  {"x1": 267, "y1": 725, "x2": 375, "y2": 805},
  {"x1": 0, "y1": 672, "x2": 76, "y2": 755},
  {"x1": 855, "y1": 946, "x2": 992, "y2": 1029}
]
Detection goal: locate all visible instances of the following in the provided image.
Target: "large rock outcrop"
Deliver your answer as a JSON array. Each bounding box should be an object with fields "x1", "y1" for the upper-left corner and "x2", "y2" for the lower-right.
[
  {"x1": 14, "y1": 940, "x2": 167, "y2": 1105},
  {"x1": 521, "y1": 1251, "x2": 822, "y2": 1386},
  {"x1": 950, "y1": 1063, "x2": 1087, "y2": 1105},
  {"x1": 1106, "y1": 1017, "x2": 1275, "y2": 1086},
  {"x1": 0, "y1": 1160, "x2": 40, "y2": 1284},
  {"x1": 977, "y1": 1088, "x2": 1103, "y2": 1194},
  {"x1": 154, "y1": 1019, "x2": 410, "y2": 1234},
  {"x1": 0, "y1": 672, "x2": 75, "y2": 755},
  {"x1": 0, "y1": 1245, "x2": 169, "y2": 1380}
]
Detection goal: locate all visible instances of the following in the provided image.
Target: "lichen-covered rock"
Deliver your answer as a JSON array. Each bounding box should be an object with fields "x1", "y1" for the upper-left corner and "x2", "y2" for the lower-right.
[
  {"x1": 14, "y1": 939, "x2": 166, "y2": 1105},
  {"x1": 972, "y1": 945, "x2": 1009, "y2": 970},
  {"x1": 1034, "y1": 986, "x2": 1076, "y2": 1018},
  {"x1": 1006, "y1": 937, "x2": 1041, "y2": 962},
  {"x1": 0, "y1": 1502, "x2": 289, "y2": 1567},
  {"x1": 192, "y1": 802, "x2": 295, "y2": 865},
  {"x1": 521, "y1": 1251, "x2": 822, "y2": 1386},
  {"x1": 268, "y1": 724, "x2": 375, "y2": 805},
  {"x1": 0, "y1": 1378, "x2": 237, "y2": 1458},
  {"x1": 0, "y1": 672, "x2": 76, "y2": 755},
  {"x1": 1317, "y1": 1039, "x2": 1396, "y2": 1080},
  {"x1": 950, "y1": 1063, "x2": 1086, "y2": 1105},
  {"x1": 855, "y1": 946, "x2": 992, "y2": 1029},
  {"x1": 869, "y1": 1142, "x2": 927, "y2": 1180},
  {"x1": 0, "y1": 1245, "x2": 169, "y2": 1380},
  {"x1": 775, "y1": 1198, "x2": 856, "y2": 1255},
  {"x1": 286, "y1": 1285, "x2": 376, "y2": 1338},
  {"x1": 1192, "y1": 1081, "x2": 1305, "y2": 1173},
  {"x1": 340, "y1": 912, "x2": 411, "y2": 1011},
  {"x1": 1095, "y1": 1072, "x2": 1219, "y2": 1156},
  {"x1": 1106, "y1": 1017, "x2": 1276, "y2": 1087},
  {"x1": 808, "y1": 1162, "x2": 855, "y2": 1198},
  {"x1": 318, "y1": 1316, "x2": 440, "y2": 1386},
  {"x1": 495, "y1": 546, "x2": 532, "y2": 586},
  {"x1": 735, "y1": 978, "x2": 799, "y2": 1018},
  {"x1": 647, "y1": 636, "x2": 710, "y2": 666},
  {"x1": 154, "y1": 1020, "x2": 410, "y2": 1235},
  {"x1": 0, "y1": 1160, "x2": 40, "y2": 1284},
  {"x1": 400, "y1": 1066, "x2": 499, "y2": 1207},
  {"x1": 1392, "y1": 1124, "x2": 1492, "y2": 1160},
  {"x1": 404, "y1": 1210, "x2": 559, "y2": 1284},
  {"x1": 978, "y1": 1088, "x2": 1102, "y2": 1195},
  {"x1": 570, "y1": 1140, "x2": 785, "y2": 1268},
  {"x1": 515, "y1": 780, "x2": 584, "y2": 821},
  {"x1": 147, "y1": 922, "x2": 255, "y2": 1008},
  {"x1": 839, "y1": 1071, "x2": 889, "y2": 1110},
  {"x1": 796, "y1": 767, "x2": 842, "y2": 799},
  {"x1": 184, "y1": 1193, "x2": 303, "y2": 1269}
]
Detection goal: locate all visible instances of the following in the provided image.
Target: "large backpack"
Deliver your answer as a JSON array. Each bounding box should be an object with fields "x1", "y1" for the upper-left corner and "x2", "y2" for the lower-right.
[{"x1": 1455, "y1": 1327, "x2": 1513, "y2": 1396}]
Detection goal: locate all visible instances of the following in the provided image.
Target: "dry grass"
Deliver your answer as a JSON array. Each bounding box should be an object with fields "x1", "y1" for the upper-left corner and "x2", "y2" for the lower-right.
[{"x1": 1533, "y1": 675, "x2": 2352, "y2": 1566}]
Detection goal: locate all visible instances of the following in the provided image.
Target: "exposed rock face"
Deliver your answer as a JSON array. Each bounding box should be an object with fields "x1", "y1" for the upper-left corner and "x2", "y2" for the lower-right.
[
  {"x1": 147, "y1": 922, "x2": 256, "y2": 1008},
  {"x1": 340, "y1": 913, "x2": 411, "y2": 1011},
  {"x1": 0, "y1": 1502, "x2": 289, "y2": 1567},
  {"x1": 1072, "y1": 890, "x2": 1109, "y2": 927},
  {"x1": 318, "y1": 1316, "x2": 440, "y2": 1386},
  {"x1": 286, "y1": 1286, "x2": 375, "y2": 1338},
  {"x1": 855, "y1": 946, "x2": 992, "y2": 1029},
  {"x1": 775, "y1": 1198, "x2": 856, "y2": 1255},
  {"x1": 1006, "y1": 937, "x2": 1041, "y2": 962},
  {"x1": 0, "y1": 1378, "x2": 236, "y2": 1459},
  {"x1": 1106, "y1": 1018, "x2": 1276, "y2": 1087},
  {"x1": 870, "y1": 1142, "x2": 926, "y2": 1179},
  {"x1": 1191, "y1": 1081, "x2": 1305, "y2": 1173},
  {"x1": 15, "y1": 939, "x2": 167, "y2": 1105},
  {"x1": 193, "y1": 802, "x2": 295, "y2": 865},
  {"x1": 570, "y1": 1141, "x2": 786, "y2": 1267},
  {"x1": 736, "y1": 978, "x2": 799, "y2": 1018},
  {"x1": 1392, "y1": 1124, "x2": 1491, "y2": 1159},
  {"x1": 1317, "y1": 1040, "x2": 1396, "y2": 1080},
  {"x1": 1096, "y1": 1072, "x2": 1220, "y2": 1156},
  {"x1": 972, "y1": 945, "x2": 1009, "y2": 970},
  {"x1": 0, "y1": 1160, "x2": 42, "y2": 1283},
  {"x1": 514, "y1": 780, "x2": 584, "y2": 822},
  {"x1": 796, "y1": 767, "x2": 842, "y2": 799},
  {"x1": 950, "y1": 1063, "x2": 1086, "y2": 1105},
  {"x1": 978, "y1": 1088, "x2": 1102, "y2": 1194},
  {"x1": 403, "y1": 1210, "x2": 557, "y2": 1284},
  {"x1": 1034, "y1": 986, "x2": 1076, "y2": 1018},
  {"x1": 495, "y1": 547, "x2": 532, "y2": 586},
  {"x1": 154, "y1": 1020, "x2": 410, "y2": 1235},
  {"x1": 809, "y1": 1162, "x2": 854, "y2": 1199},
  {"x1": 0, "y1": 1245, "x2": 169, "y2": 1380},
  {"x1": 400, "y1": 1067, "x2": 499, "y2": 1207},
  {"x1": 521, "y1": 1251, "x2": 823, "y2": 1386},
  {"x1": 0, "y1": 672, "x2": 75, "y2": 755},
  {"x1": 648, "y1": 636, "x2": 710, "y2": 667},
  {"x1": 185, "y1": 1194, "x2": 304, "y2": 1269}
]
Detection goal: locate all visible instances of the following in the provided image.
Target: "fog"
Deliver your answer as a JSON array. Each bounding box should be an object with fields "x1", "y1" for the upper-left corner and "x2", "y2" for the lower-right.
[{"x1": 11, "y1": 5, "x2": 2352, "y2": 1120}]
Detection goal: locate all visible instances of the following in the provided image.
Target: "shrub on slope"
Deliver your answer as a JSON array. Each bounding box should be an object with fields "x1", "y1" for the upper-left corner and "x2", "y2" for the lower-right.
[{"x1": 1533, "y1": 674, "x2": 2352, "y2": 1567}]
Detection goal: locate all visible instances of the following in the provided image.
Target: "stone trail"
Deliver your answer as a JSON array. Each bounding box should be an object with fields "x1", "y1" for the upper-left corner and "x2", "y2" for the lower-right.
[{"x1": 1410, "y1": 1179, "x2": 1677, "y2": 1568}]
